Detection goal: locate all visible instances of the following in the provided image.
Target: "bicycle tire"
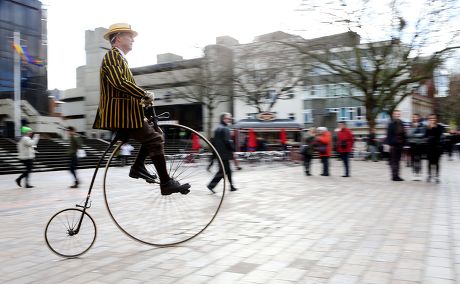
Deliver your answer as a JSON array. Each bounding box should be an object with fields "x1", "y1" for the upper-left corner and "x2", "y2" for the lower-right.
[
  {"x1": 103, "y1": 123, "x2": 226, "y2": 246},
  {"x1": 44, "y1": 208, "x2": 97, "y2": 258}
]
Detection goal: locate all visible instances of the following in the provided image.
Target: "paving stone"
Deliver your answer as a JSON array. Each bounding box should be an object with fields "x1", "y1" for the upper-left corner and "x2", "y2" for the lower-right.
[
  {"x1": 328, "y1": 274, "x2": 360, "y2": 284},
  {"x1": 336, "y1": 264, "x2": 367, "y2": 276},
  {"x1": 425, "y1": 266, "x2": 455, "y2": 280},
  {"x1": 361, "y1": 271, "x2": 391, "y2": 284},
  {"x1": 240, "y1": 269, "x2": 277, "y2": 283},
  {"x1": 1, "y1": 159, "x2": 460, "y2": 282},
  {"x1": 392, "y1": 268, "x2": 422, "y2": 282}
]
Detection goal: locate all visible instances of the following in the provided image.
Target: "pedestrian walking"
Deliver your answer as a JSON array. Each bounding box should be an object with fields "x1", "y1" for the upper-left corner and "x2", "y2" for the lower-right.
[
  {"x1": 386, "y1": 110, "x2": 407, "y2": 181},
  {"x1": 407, "y1": 114, "x2": 426, "y2": 181},
  {"x1": 425, "y1": 114, "x2": 444, "y2": 183},
  {"x1": 120, "y1": 143, "x2": 134, "y2": 167},
  {"x1": 67, "y1": 126, "x2": 82, "y2": 188},
  {"x1": 300, "y1": 128, "x2": 315, "y2": 176},
  {"x1": 336, "y1": 121, "x2": 354, "y2": 177},
  {"x1": 316, "y1": 127, "x2": 332, "y2": 176},
  {"x1": 15, "y1": 126, "x2": 40, "y2": 188},
  {"x1": 92, "y1": 23, "x2": 189, "y2": 195},
  {"x1": 353, "y1": 138, "x2": 367, "y2": 160},
  {"x1": 207, "y1": 113, "x2": 238, "y2": 193},
  {"x1": 207, "y1": 138, "x2": 241, "y2": 171},
  {"x1": 444, "y1": 131, "x2": 455, "y2": 161},
  {"x1": 367, "y1": 128, "x2": 378, "y2": 162}
]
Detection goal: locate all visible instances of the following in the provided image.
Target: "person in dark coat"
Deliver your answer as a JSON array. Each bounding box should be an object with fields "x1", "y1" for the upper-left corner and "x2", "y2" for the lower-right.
[
  {"x1": 367, "y1": 128, "x2": 378, "y2": 162},
  {"x1": 67, "y1": 126, "x2": 82, "y2": 188},
  {"x1": 386, "y1": 109, "x2": 407, "y2": 181},
  {"x1": 407, "y1": 114, "x2": 426, "y2": 181},
  {"x1": 207, "y1": 113, "x2": 238, "y2": 192},
  {"x1": 300, "y1": 128, "x2": 316, "y2": 176},
  {"x1": 336, "y1": 121, "x2": 355, "y2": 177},
  {"x1": 425, "y1": 114, "x2": 444, "y2": 183}
]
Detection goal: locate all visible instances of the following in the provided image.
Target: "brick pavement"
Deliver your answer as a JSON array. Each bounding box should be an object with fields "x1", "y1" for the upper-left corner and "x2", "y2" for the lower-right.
[{"x1": 1, "y1": 157, "x2": 460, "y2": 283}]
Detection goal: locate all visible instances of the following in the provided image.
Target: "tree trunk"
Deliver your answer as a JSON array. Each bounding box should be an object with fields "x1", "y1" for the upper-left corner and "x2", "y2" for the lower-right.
[
  {"x1": 365, "y1": 94, "x2": 377, "y2": 134},
  {"x1": 207, "y1": 105, "x2": 215, "y2": 139},
  {"x1": 366, "y1": 111, "x2": 376, "y2": 133}
]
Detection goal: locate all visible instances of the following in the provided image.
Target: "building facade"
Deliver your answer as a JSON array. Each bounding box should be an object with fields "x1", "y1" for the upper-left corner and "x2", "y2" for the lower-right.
[
  {"x1": 0, "y1": 0, "x2": 49, "y2": 137},
  {"x1": 62, "y1": 27, "x2": 443, "y2": 140}
]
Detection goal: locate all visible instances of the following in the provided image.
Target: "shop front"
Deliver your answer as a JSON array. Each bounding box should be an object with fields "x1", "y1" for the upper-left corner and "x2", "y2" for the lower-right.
[{"x1": 233, "y1": 119, "x2": 304, "y2": 152}]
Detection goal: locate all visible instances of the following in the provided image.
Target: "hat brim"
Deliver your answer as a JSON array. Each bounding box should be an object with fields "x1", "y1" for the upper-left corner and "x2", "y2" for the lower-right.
[{"x1": 104, "y1": 29, "x2": 138, "y2": 41}]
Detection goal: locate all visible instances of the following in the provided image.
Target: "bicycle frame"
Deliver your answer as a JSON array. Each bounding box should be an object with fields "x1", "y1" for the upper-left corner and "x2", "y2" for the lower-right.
[
  {"x1": 71, "y1": 136, "x2": 120, "y2": 234},
  {"x1": 70, "y1": 106, "x2": 175, "y2": 235}
]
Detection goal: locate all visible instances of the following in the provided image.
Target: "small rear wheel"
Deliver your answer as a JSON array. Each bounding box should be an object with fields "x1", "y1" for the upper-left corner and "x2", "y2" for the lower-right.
[{"x1": 44, "y1": 208, "x2": 97, "y2": 258}]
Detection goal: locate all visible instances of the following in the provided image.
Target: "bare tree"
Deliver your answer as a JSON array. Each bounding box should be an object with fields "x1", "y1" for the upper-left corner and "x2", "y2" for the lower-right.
[
  {"x1": 233, "y1": 40, "x2": 306, "y2": 113},
  {"x1": 166, "y1": 45, "x2": 234, "y2": 138},
  {"x1": 283, "y1": 0, "x2": 460, "y2": 130}
]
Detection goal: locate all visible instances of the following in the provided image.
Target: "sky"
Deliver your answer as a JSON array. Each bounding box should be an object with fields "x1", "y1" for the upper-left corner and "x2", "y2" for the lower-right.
[
  {"x1": 42, "y1": 0, "x2": 460, "y2": 91},
  {"x1": 43, "y1": 0, "x2": 304, "y2": 90}
]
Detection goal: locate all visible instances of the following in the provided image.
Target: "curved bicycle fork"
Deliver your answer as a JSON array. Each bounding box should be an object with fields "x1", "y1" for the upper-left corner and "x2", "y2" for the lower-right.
[{"x1": 72, "y1": 134, "x2": 126, "y2": 233}]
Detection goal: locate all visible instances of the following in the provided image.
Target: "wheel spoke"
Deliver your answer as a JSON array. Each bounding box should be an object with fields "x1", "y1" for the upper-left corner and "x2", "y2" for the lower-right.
[
  {"x1": 45, "y1": 208, "x2": 97, "y2": 258},
  {"x1": 103, "y1": 123, "x2": 226, "y2": 246}
]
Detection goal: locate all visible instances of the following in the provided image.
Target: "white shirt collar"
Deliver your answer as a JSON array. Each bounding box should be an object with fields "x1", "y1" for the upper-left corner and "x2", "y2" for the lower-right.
[{"x1": 115, "y1": 47, "x2": 126, "y2": 59}]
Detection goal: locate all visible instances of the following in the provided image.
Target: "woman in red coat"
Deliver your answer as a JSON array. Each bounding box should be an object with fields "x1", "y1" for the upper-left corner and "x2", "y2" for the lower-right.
[
  {"x1": 336, "y1": 121, "x2": 355, "y2": 177},
  {"x1": 316, "y1": 127, "x2": 332, "y2": 176}
]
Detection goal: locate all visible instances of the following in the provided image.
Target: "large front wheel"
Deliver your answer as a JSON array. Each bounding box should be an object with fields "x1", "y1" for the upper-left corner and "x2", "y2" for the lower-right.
[{"x1": 103, "y1": 123, "x2": 226, "y2": 246}]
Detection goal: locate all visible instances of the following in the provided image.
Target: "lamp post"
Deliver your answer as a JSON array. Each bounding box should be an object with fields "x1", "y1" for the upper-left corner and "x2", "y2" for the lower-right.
[{"x1": 14, "y1": 31, "x2": 21, "y2": 138}]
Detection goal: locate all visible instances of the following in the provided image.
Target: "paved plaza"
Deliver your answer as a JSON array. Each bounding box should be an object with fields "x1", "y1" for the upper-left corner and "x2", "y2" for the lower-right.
[{"x1": 1, "y1": 157, "x2": 460, "y2": 284}]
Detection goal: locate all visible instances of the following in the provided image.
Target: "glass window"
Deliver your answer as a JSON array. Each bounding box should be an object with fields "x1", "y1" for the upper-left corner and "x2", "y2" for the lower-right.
[
  {"x1": 356, "y1": 106, "x2": 365, "y2": 120},
  {"x1": 317, "y1": 85, "x2": 326, "y2": 97},
  {"x1": 310, "y1": 85, "x2": 316, "y2": 96},
  {"x1": 339, "y1": 108, "x2": 347, "y2": 121},
  {"x1": 348, "y1": 107, "x2": 355, "y2": 120},
  {"x1": 328, "y1": 84, "x2": 336, "y2": 97},
  {"x1": 303, "y1": 109, "x2": 312, "y2": 123}
]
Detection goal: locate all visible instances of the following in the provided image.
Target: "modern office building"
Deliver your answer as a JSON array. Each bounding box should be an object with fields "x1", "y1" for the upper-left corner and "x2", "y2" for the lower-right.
[{"x1": 0, "y1": 0, "x2": 49, "y2": 136}]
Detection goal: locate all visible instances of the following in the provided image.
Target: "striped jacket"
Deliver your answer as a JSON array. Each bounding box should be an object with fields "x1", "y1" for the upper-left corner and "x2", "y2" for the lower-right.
[{"x1": 93, "y1": 48, "x2": 146, "y2": 129}]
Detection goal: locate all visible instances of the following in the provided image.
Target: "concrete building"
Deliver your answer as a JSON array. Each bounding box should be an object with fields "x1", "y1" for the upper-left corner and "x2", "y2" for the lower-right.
[
  {"x1": 62, "y1": 27, "x2": 234, "y2": 139},
  {"x1": 61, "y1": 28, "x2": 110, "y2": 137},
  {"x1": 60, "y1": 27, "x2": 445, "y2": 141}
]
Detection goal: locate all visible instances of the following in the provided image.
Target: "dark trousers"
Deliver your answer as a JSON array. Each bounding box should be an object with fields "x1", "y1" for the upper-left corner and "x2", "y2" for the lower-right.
[
  {"x1": 120, "y1": 155, "x2": 129, "y2": 167},
  {"x1": 119, "y1": 121, "x2": 170, "y2": 183},
  {"x1": 118, "y1": 120, "x2": 164, "y2": 160},
  {"x1": 18, "y1": 159, "x2": 33, "y2": 186},
  {"x1": 70, "y1": 155, "x2": 79, "y2": 183},
  {"x1": 390, "y1": 146, "x2": 403, "y2": 179},
  {"x1": 208, "y1": 159, "x2": 233, "y2": 189},
  {"x1": 303, "y1": 154, "x2": 312, "y2": 174},
  {"x1": 427, "y1": 150, "x2": 441, "y2": 177},
  {"x1": 410, "y1": 144, "x2": 423, "y2": 174},
  {"x1": 321, "y1": 156, "x2": 329, "y2": 175},
  {"x1": 340, "y1": 152, "x2": 350, "y2": 176}
]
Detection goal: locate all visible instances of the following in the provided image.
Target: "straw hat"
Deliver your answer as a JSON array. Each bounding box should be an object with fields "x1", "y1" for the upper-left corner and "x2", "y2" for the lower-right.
[{"x1": 104, "y1": 23, "x2": 138, "y2": 41}]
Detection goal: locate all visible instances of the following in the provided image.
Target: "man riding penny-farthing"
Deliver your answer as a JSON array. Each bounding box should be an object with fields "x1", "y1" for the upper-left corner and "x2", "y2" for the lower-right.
[
  {"x1": 44, "y1": 24, "x2": 226, "y2": 258},
  {"x1": 94, "y1": 23, "x2": 190, "y2": 195}
]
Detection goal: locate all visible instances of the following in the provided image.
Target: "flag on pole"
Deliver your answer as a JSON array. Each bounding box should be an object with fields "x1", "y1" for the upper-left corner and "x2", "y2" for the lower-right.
[{"x1": 12, "y1": 43, "x2": 44, "y2": 67}]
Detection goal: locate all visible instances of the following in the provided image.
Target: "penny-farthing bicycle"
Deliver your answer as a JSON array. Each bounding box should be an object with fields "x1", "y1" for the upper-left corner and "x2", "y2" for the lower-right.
[{"x1": 44, "y1": 107, "x2": 226, "y2": 258}]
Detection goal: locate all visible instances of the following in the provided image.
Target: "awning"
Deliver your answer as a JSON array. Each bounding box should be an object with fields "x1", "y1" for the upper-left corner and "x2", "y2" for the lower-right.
[{"x1": 234, "y1": 119, "x2": 303, "y2": 130}]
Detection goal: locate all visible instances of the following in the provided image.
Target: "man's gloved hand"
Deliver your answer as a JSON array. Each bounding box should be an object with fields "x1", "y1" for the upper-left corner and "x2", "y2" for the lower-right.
[{"x1": 142, "y1": 91, "x2": 155, "y2": 106}]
